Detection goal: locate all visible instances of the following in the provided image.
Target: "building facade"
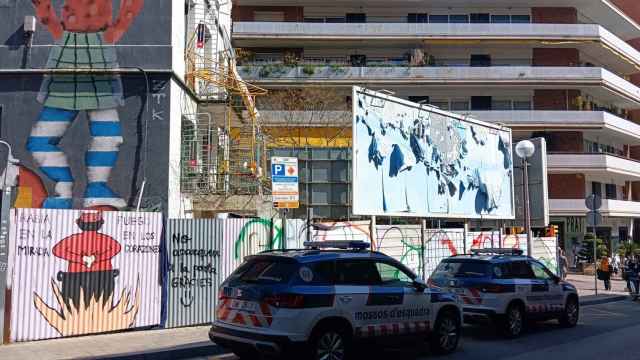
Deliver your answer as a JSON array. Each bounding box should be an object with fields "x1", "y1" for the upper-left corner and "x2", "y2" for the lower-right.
[{"x1": 229, "y1": 0, "x2": 640, "y2": 255}]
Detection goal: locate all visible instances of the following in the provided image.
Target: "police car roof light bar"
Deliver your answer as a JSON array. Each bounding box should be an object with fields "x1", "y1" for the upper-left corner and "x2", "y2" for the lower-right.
[
  {"x1": 303, "y1": 241, "x2": 371, "y2": 250},
  {"x1": 470, "y1": 248, "x2": 524, "y2": 256}
]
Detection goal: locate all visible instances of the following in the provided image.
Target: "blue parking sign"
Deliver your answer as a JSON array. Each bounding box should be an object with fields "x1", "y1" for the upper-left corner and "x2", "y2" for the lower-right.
[{"x1": 272, "y1": 163, "x2": 285, "y2": 176}]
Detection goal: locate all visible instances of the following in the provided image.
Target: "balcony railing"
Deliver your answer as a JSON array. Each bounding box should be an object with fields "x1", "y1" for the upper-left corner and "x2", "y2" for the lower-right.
[{"x1": 241, "y1": 57, "x2": 533, "y2": 67}]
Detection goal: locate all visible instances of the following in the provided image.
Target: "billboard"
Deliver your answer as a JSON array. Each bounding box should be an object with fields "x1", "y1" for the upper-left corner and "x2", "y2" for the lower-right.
[{"x1": 352, "y1": 87, "x2": 514, "y2": 219}]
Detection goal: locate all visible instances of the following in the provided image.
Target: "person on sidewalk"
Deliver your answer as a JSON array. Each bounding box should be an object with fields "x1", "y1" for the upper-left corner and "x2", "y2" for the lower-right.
[
  {"x1": 558, "y1": 249, "x2": 569, "y2": 280},
  {"x1": 598, "y1": 257, "x2": 612, "y2": 291}
]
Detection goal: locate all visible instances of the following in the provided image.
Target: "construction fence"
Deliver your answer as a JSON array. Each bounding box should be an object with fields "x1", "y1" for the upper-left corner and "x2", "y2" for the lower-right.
[{"x1": 1, "y1": 208, "x2": 557, "y2": 342}]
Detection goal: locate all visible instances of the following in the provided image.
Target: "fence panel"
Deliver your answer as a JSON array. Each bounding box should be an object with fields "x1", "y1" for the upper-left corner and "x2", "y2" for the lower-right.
[
  {"x1": 376, "y1": 225, "x2": 423, "y2": 277},
  {"x1": 165, "y1": 219, "x2": 222, "y2": 328},
  {"x1": 9, "y1": 208, "x2": 162, "y2": 342}
]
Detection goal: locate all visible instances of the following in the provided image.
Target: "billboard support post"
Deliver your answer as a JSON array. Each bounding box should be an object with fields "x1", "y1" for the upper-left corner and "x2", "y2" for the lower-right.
[
  {"x1": 463, "y1": 221, "x2": 468, "y2": 254},
  {"x1": 370, "y1": 216, "x2": 376, "y2": 252},
  {"x1": 420, "y1": 219, "x2": 426, "y2": 280}
]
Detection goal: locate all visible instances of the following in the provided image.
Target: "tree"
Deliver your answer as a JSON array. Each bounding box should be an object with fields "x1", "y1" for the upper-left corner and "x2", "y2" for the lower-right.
[
  {"x1": 578, "y1": 233, "x2": 608, "y2": 263},
  {"x1": 618, "y1": 242, "x2": 639, "y2": 258}
]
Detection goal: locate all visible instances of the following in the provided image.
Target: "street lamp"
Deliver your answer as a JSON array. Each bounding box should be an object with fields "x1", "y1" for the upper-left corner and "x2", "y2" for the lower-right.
[{"x1": 515, "y1": 140, "x2": 535, "y2": 256}]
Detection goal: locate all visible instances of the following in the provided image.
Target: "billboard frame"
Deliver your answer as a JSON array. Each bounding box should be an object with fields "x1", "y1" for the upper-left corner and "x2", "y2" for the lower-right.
[{"x1": 351, "y1": 86, "x2": 515, "y2": 220}]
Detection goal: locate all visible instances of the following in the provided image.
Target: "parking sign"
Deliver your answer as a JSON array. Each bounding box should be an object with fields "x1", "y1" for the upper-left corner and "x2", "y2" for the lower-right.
[{"x1": 271, "y1": 157, "x2": 299, "y2": 209}]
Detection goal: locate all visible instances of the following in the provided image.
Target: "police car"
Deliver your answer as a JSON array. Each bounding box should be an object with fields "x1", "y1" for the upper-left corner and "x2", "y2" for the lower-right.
[
  {"x1": 429, "y1": 248, "x2": 579, "y2": 338},
  {"x1": 209, "y1": 241, "x2": 462, "y2": 359}
]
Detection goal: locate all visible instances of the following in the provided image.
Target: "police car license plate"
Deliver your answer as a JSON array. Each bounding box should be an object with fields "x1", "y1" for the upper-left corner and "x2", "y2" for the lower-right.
[{"x1": 229, "y1": 300, "x2": 257, "y2": 312}]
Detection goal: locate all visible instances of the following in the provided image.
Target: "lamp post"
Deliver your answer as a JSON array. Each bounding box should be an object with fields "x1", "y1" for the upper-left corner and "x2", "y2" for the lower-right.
[{"x1": 515, "y1": 140, "x2": 535, "y2": 256}]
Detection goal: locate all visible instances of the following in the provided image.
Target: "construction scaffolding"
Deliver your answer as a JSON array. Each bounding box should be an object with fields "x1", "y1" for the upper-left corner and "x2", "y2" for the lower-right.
[{"x1": 182, "y1": 0, "x2": 269, "y2": 200}]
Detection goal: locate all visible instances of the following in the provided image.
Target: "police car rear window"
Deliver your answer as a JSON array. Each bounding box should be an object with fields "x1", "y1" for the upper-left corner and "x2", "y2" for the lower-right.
[
  {"x1": 434, "y1": 260, "x2": 489, "y2": 277},
  {"x1": 235, "y1": 259, "x2": 296, "y2": 284}
]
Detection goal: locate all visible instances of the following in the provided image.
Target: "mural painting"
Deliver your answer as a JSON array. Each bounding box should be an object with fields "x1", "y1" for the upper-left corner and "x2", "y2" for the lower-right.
[
  {"x1": 25, "y1": 0, "x2": 144, "y2": 209},
  {"x1": 10, "y1": 208, "x2": 162, "y2": 341}
]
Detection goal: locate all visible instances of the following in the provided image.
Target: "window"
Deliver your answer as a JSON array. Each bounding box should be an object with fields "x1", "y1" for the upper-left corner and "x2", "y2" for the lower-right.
[
  {"x1": 513, "y1": 100, "x2": 532, "y2": 110},
  {"x1": 592, "y1": 181, "x2": 602, "y2": 197},
  {"x1": 253, "y1": 11, "x2": 285, "y2": 22},
  {"x1": 471, "y1": 96, "x2": 492, "y2": 110},
  {"x1": 304, "y1": 17, "x2": 325, "y2": 23},
  {"x1": 470, "y1": 54, "x2": 491, "y2": 67},
  {"x1": 350, "y1": 54, "x2": 367, "y2": 67},
  {"x1": 346, "y1": 13, "x2": 366, "y2": 23},
  {"x1": 450, "y1": 14, "x2": 469, "y2": 23},
  {"x1": 306, "y1": 261, "x2": 335, "y2": 284},
  {"x1": 530, "y1": 261, "x2": 554, "y2": 281},
  {"x1": 605, "y1": 183, "x2": 617, "y2": 200},
  {"x1": 491, "y1": 15, "x2": 510, "y2": 23},
  {"x1": 510, "y1": 261, "x2": 535, "y2": 279},
  {"x1": 470, "y1": 13, "x2": 490, "y2": 23},
  {"x1": 408, "y1": 13, "x2": 428, "y2": 23},
  {"x1": 237, "y1": 259, "x2": 296, "y2": 284},
  {"x1": 492, "y1": 100, "x2": 513, "y2": 110},
  {"x1": 493, "y1": 263, "x2": 513, "y2": 279},
  {"x1": 451, "y1": 100, "x2": 470, "y2": 111},
  {"x1": 511, "y1": 15, "x2": 531, "y2": 23},
  {"x1": 409, "y1": 95, "x2": 430, "y2": 104},
  {"x1": 429, "y1": 14, "x2": 449, "y2": 23},
  {"x1": 376, "y1": 262, "x2": 413, "y2": 285},
  {"x1": 335, "y1": 260, "x2": 381, "y2": 285},
  {"x1": 325, "y1": 17, "x2": 345, "y2": 23},
  {"x1": 433, "y1": 260, "x2": 490, "y2": 278}
]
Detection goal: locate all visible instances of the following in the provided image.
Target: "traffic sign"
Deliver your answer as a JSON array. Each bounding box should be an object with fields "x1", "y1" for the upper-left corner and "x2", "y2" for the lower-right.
[
  {"x1": 585, "y1": 194, "x2": 602, "y2": 211},
  {"x1": 271, "y1": 157, "x2": 299, "y2": 209},
  {"x1": 586, "y1": 211, "x2": 602, "y2": 226}
]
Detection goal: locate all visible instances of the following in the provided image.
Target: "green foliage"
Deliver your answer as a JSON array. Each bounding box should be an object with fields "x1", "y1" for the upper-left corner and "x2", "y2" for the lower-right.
[
  {"x1": 302, "y1": 64, "x2": 316, "y2": 75},
  {"x1": 328, "y1": 64, "x2": 346, "y2": 74},
  {"x1": 618, "y1": 242, "x2": 639, "y2": 257},
  {"x1": 258, "y1": 64, "x2": 292, "y2": 78},
  {"x1": 578, "y1": 233, "x2": 608, "y2": 263}
]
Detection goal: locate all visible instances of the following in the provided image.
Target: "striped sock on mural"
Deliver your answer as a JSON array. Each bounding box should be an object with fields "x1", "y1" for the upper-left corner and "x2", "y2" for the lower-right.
[
  {"x1": 26, "y1": 107, "x2": 79, "y2": 209},
  {"x1": 84, "y1": 109, "x2": 126, "y2": 209}
]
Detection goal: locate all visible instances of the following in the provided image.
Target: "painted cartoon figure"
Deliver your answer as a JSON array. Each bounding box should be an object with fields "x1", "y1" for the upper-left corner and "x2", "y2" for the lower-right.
[
  {"x1": 52, "y1": 211, "x2": 121, "y2": 310},
  {"x1": 28, "y1": 0, "x2": 144, "y2": 209},
  {"x1": 34, "y1": 211, "x2": 140, "y2": 337}
]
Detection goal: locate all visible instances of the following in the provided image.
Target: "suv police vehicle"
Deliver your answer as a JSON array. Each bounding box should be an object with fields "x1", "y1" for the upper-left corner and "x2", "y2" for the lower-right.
[
  {"x1": 209, "y1": 241, "x2": 462, "y2": 359},
  {"x1": 429, "y1": 248, "x2": 579, "y2": 338}
]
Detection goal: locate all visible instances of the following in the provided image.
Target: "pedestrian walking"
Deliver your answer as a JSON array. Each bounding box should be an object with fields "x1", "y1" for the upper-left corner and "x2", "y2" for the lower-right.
[
  {"x1": 558, "y1": 249, "x2": 568, "y2": 279},
  {"x1": 598, "y1": 257, "x2": 612, "y2": 291}
]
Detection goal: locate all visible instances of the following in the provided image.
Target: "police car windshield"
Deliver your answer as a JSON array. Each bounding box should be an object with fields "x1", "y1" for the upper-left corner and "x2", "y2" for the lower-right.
[
  {"x1": 434, "y1": 260, "x2": 489, "y2": 278},
  {"x1": 236, "y1": 259, "x2": 296, "y2": 284}
]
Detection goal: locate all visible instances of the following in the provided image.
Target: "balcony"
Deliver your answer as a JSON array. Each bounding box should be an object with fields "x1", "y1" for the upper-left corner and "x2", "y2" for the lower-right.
[
  {"x1": 232, "y1": 22, "x2": 640, "y2": 72},
  {"x1": 547, "y1": 153, "x2": 640, "y2": 180},
  {"x1": 549, "y1": 199, "x2": 640, "y2": 217},
  {"x1": 237, "y1": 65, "x2": 640, "y2": 108}
]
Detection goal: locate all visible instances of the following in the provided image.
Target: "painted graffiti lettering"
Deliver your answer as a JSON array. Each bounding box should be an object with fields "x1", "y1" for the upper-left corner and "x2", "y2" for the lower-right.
[
  {"x1": 172, "y1": 233, "x2": 192, "y2": 244},
  {"x1": 151, "y1": 80, "x2": 167, "y2": 122},
  {"x1": 17, "y1": 246, "x2": 51, "y2": 257},
  {"x1": 170, "y1": 276, "x2": 213, "y2": 288},
  {"x1": 124, "y1": 244, "x2": 160, "y2": 254},
  {"x1": 123, "y1": 231, "x2": 156, "y2": 242},
  {"x1": 19, "y1": 229, "x2": 52, "y2": 241},
  {"x1": 116, "y1": 216, "x2": 146, "y2": 226},
  {"x1": 19, "y1": 214, "x2": 50, "y2": 224},
  {"x1": 172, "y1": 248, "x2": 220, "y2": 258},
  {"x1": 193, "y1": 263, "x2": 216, "y2": 274}
]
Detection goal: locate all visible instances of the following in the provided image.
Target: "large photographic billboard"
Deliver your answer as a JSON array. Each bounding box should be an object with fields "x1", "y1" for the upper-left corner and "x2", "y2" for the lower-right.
[{"x1": 352, "y1": 87, "x2": 514, "y2": 219}]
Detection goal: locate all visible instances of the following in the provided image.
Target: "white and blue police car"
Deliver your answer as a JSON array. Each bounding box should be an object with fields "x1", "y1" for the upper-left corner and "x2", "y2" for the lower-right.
[
  {"x1": 429, "y1": 248, "x2": 579, "y2": 338},
  {"x1": 209, "y1": 241, "x2": 463, "y2": 359}
]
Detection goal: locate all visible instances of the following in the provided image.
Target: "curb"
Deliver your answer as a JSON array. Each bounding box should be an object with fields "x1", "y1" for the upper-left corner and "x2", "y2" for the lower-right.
[
  {"x1": 90, "y1": 341, "x2": 227, "y2": 360},
  {"x1": 580, "y1": 295, "x2": 628, "y2": 306}
]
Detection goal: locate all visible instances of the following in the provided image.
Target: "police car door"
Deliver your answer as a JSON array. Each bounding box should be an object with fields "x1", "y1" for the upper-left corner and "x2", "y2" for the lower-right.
[
  {"x1": 374, "y1": 261, "x2": 431, "y2": 336},
  {"x1": 334, "y1": 259, "x2": 387, "y2": 338},
  {"x1": 530, "y1": 260, "x2": 564, "y2": 313}
]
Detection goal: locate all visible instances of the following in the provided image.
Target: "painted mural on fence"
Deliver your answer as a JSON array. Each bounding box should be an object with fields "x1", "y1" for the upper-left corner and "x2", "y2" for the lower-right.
[
  {"x1": 352, "y1": 86, "x2": 514, "y2": 219},
  {"x1": 9, "y1": 208, "x2": 162, "y2": 341},
  {"x1": 0, "y1": 1, "x2": 172, "y2": 213}
]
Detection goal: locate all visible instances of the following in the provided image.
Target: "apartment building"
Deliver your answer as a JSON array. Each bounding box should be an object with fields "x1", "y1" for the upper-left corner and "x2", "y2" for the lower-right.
[{"x1": 229, "y1": 0, "x2": 640, "y2": 254}]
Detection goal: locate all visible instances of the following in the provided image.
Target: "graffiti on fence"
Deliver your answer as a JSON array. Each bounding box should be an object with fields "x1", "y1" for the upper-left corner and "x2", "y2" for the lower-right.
[
  {"x1": 10, "y1": 209, "x2": 162, "y2": 341},
  {"x1": 377, "y1": 226, "x2": 423, "y2": 277}
]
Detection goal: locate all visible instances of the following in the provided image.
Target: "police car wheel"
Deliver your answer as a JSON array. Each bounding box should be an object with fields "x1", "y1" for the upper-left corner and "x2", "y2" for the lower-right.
[
  {"x1": 430, "y1": 310, "x2": 460, "y2": 355},
  {"x1": 559, "y1": 297, "x2": 579, "y2": 328},
  {"x1": 502, "y1": 303, "x2": 524, "y2": 338},
  {"x1": 311, "y1": 328, "x2": 349, "y2": 360}
]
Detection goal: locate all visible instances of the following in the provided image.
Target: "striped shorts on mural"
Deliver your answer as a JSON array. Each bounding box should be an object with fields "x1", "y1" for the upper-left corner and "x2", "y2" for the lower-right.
[{"x1": 26, "y1": 107, "x2": 126, "y2": 209}]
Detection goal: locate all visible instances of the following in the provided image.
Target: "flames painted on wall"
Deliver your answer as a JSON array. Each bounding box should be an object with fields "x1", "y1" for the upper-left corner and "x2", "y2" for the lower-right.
[{"x1": 9, "y1": 208, "x2": 162, "y2": 342}]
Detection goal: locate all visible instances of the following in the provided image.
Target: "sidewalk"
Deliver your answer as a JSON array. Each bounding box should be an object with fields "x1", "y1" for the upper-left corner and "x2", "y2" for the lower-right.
[
  {"x1": 0, "y1": 325, "x2": 220, "y2": 360},
  {"x1": 566, "y1": 273, "x2": 629, "y2": 305},
  {"x1": 0, "y1": 275, "x2": 628, "y2": 360}
]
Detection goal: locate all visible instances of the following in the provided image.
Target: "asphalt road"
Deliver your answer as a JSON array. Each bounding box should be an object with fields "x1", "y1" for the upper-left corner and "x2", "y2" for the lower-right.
[{"x1": 187, "y1": 300, "x2": 640, "y2": 360}]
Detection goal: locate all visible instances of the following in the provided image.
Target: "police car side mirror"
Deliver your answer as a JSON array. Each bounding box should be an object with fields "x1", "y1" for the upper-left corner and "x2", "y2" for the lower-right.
[{"x1": 412, "y1": 279, "x2": 427, "y2": 292}]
